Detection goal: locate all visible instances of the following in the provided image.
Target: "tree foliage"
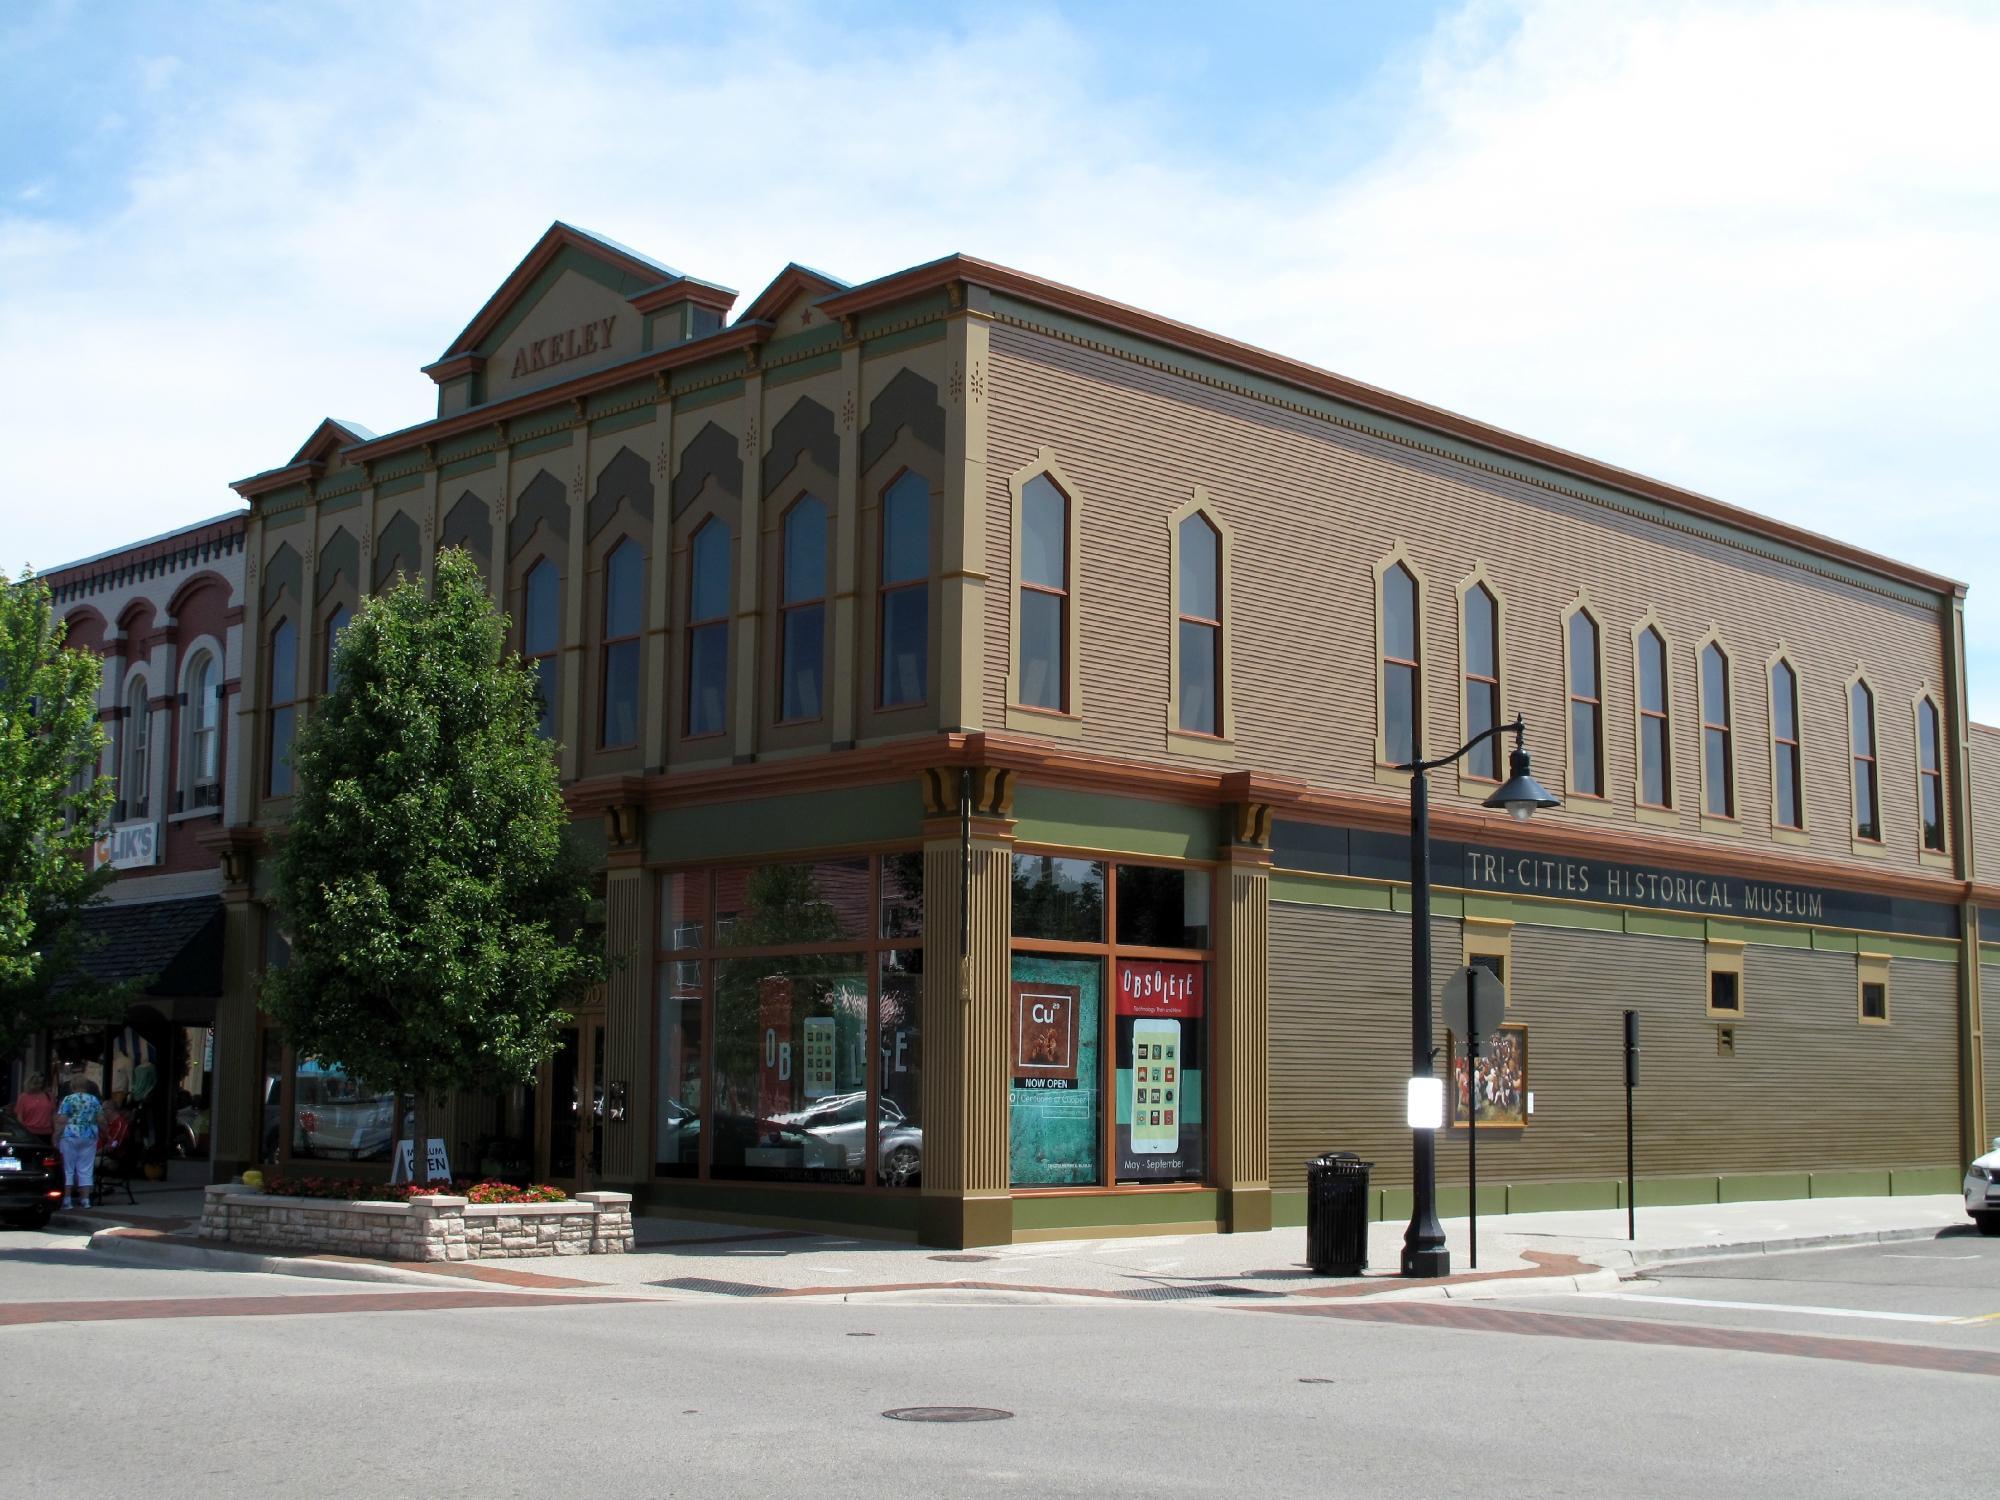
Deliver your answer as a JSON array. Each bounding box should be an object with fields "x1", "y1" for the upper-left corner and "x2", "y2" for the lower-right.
[
  {"x1": 263, "y1": 550, "x2": 600, "y2": 1174},
  {"x1": 0, "y1": 569, "x2": 124, "y2": 1062}
]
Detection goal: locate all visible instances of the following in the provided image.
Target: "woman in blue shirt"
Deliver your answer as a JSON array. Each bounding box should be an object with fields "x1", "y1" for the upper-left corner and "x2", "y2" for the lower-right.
[{"x1": 54, "y1": 1079, "x2": 105, "y2": 1210}]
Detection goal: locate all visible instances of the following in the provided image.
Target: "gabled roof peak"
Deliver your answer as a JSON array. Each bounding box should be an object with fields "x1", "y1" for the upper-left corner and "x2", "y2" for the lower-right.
[
  {"x1": 289, "y1": 417, "x2": 377, "y2": 466},
  {"x1": 738, "y1": 262, "x2": 850, "y2": 327}
]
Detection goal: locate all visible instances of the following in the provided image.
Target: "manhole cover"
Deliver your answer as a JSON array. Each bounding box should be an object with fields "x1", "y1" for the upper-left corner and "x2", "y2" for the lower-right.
[
  {"x1": 883, "y1": 1406, "x2": 1014, "y2": 1423},
  {"x1": 928, "y1": 1253, "x2": 997, "y2": 1263}
]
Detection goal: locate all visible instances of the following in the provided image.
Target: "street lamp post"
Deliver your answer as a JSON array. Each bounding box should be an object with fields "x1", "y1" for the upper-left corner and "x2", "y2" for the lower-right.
[{"x1": 1399, "y1": 715, "x2": 1559, "y2": 1279}]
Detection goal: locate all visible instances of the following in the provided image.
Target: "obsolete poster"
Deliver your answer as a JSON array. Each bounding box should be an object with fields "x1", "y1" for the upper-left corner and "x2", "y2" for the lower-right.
[{"x1": 1114, "y1": 958, "x2": 1204, "y2": 1183}]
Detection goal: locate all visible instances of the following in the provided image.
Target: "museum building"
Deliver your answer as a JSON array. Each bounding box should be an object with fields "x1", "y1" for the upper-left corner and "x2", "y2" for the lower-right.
[{"x1": 208, "y1": 222, "x2": 2000, "y2": 1247}]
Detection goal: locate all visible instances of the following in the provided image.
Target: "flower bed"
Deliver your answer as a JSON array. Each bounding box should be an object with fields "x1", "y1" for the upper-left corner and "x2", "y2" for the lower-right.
[
  {"x1": 199, "y1": 1183, "x2": 632, "y2": 1262},
  {"x1": 259, "y1": 1175, "x2": 567, "y2": 1205}
]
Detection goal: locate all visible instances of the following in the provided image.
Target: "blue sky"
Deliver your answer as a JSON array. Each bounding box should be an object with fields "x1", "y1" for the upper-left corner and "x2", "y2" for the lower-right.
[{"x1": 3, "y1": 1, "x2": 1997, "y2": 714}]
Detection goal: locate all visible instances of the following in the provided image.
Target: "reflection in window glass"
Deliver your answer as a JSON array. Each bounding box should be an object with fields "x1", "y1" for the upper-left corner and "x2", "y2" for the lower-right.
[
  {"x1": 1463, "y1": 584, "x2": 1499, "y2": 779},
  {"x1": 260, "y1": 1029, "x2": 283, "y2": 1166},
  {"x1": 1382, "y1": 563, "x2": 1418, "y2": 765},
  {"x1": 1115, "y1": 865, "x2": 1211, "y2": 949},
  {"x1": 1918, "y1": 697, "x2": 1944, "y2": 852},
  {"x1": 1011, "y1": 854, "x2": 1106, "y2": 942},
  {"x1": 267, "y1": 619, "x2": 297, "y2": 795},
  {"x1": 324, "y1": 605, "x2": 353, "y2": 695},
  {"x1": 687, "y1": 521, "x2": 730, "y2": 736},
  {"x1": 714, "y1": 860, "x2": 870, "y2": 946},
  {"x1": 1638, "y1": 627, "x2": 1670, "y2": 808},
  {"x1": 1009, "y1": 953, "x2": 1101, "y2": 1187},
  {"x1": 524, "y1": 560, "x2": 560, "y2": 739},
  {"x1": 1018, "y1": 474, "x2": 1068, "y2": 711},
  {"x1": 291, "y1": 1057, "x2": 396, "y2": 1163},
  {"x1": 601, "y1": 540, "x2": 642, "y2": 748},
  {"x1": 780, "y1": 498, "x2": 827, "y2": 722},
  {"x1": 880, "y1": 852, "x2": 924, "y2": 941},
  {"x1": 1702, "y1": 643, "x2": 1733, "y2": 818},
  {"x1": 879, "y1": 949, "x2": 923, "y2": 1188},
  {"x1": 1177, "y1": 514, "x2": 1220, "y2": 736},
  {"x1": 879, "y1": 472, "x2": 930, "y2": 709},
  {"x1": 655, "y1": 965, "x2": 703, "y2": 1176},
  {"x1": 1568, "y1": 610, "x2": 1602, "y2": 796},
  {"x1": 711, "y1": 955, "x2": 870, "y2": 1182},
  {"x1": 1851, "y1": 679, "x2": 1879, "y2": 840}
]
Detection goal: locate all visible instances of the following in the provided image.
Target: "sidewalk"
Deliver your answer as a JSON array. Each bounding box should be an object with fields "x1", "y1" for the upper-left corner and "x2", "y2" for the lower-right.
[{"x1": 73, "y1": 1191, "x2": 1976, "y2": 1303}]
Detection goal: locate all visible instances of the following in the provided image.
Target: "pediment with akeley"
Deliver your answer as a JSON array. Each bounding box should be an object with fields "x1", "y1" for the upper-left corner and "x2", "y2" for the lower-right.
[{"x1": 422, "y1": 222, "x2": 736, "y2": 413}]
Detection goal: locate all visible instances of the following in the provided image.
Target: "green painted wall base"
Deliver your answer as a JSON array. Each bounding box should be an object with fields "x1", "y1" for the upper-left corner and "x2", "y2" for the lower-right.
[
  {"x1": 920, "y1": 1193, "x2": 1012, "y2": 1250},
  {"x1": 1011, "y1": 1189, "x2": 1222, "y2": 1240},
  {"x1": 636, "y1": 1182, "x2": 920, "y2": 1239},
  {"x1": 1224, "y1": 1185, "x2": 1273, "y2": 1233}
]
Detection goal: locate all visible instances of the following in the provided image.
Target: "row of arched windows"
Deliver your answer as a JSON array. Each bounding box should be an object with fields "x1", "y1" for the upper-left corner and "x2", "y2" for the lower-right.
[
  {"x1": 112, "y1": 648, "x2": 225, "y2": 814},
  {"x1": 1377, "y1": 565, "x2": 1950, "y2": 855}
]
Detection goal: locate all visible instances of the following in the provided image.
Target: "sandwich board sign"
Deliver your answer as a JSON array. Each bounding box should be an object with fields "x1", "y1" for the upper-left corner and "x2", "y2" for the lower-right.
[{"x1": 390, "y1": 1138, "x2": 453, "y2": 1185}]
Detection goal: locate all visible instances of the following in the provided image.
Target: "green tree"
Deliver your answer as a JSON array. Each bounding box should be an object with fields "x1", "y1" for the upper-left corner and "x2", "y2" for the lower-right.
[
  {"x1": 0, "y1": 569, "x2": 126, "y2": 1064},
  {"x1": 263, "y1": 549, "x2": 600, "y2": 1184}
]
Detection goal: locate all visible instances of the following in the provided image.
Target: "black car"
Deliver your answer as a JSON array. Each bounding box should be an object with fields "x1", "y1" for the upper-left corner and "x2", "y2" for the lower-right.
[{"x1": 0, "y1": 1112, "x2": 64, "y2": 1229}]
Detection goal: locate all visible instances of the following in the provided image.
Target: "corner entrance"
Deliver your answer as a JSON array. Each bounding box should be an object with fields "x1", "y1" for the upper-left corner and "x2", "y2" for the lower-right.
[{"x1": 538, "y1": 1015, "x2": 604, "y2": 1191}]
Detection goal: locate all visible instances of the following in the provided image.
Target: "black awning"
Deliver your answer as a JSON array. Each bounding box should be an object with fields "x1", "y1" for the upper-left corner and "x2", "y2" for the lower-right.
[{"x1": 62, "y1": 895, "x2": 224, "y2": 999}]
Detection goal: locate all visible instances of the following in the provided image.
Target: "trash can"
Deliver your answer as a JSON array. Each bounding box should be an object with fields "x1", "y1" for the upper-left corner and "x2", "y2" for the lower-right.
[{"x1": 1305, "y1": 1152, "x2": 1372, "y2": 1276}]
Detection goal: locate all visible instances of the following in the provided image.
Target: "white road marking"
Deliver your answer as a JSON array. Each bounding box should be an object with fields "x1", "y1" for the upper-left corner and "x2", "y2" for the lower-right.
[
  {"x1": 1881, "y1": 1253, "x2": 1978, "y2": 1260},
  {"x1": 1587, "y1": 1292, "x2": 1961, "y2": 1325}
]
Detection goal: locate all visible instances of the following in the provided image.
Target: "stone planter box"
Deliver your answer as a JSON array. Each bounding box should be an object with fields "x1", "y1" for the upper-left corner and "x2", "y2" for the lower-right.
[{"x1": 198, "y1": 1185, "x2": 634, "y2": 1262}]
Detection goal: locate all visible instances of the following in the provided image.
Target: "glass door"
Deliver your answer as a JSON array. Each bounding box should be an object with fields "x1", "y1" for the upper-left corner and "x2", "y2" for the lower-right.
[{"x1": 540, "y1": 1018, "x2": 605, "y2": 1189}]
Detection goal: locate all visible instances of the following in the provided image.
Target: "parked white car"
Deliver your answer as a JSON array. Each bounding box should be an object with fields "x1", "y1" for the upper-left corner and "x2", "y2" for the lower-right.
[{"x1": 1966, "y1": 1137, "x2": 2000, "y2": 1235}]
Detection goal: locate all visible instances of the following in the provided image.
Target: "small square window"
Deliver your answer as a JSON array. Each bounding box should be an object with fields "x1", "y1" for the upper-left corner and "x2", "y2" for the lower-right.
[
  {"x1": 1709, "y1": 969, "x2": 1741, "y2": 1014},
  {"x1": 1859, "y1": 982, "x2": 1887, "y2": 1022}
]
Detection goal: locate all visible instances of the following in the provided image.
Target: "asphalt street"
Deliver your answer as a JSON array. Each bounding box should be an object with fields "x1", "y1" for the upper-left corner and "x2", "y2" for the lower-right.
[{"x1": 4, "y1": 1224, "x2": 1996, "y2": 1499}]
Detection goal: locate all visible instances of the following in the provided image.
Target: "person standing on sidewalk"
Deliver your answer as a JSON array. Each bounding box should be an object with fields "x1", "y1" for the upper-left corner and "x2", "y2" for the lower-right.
[
  {"x1": 9, "y1": 1072, "x2": 58, "y2": 1142},
  {"x1": 54, "y1": 1078, "x2": 104, "y2": 1209}
]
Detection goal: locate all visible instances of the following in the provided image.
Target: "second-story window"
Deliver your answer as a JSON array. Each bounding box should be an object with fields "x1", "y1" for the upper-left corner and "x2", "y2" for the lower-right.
[
  {"x1": 600, "y1": 539, "x2": 642, "y2": 748},
  {"x1": 1917, "y1": 695, "x2": 1945, "y2": 853},
  {"x1": 1850, "y1": 678, "x2": 1880, "y2": 842},
  {"x1": 1177, "y1": 513, "x2": 1221, "y2": 736},
  {"x1": 686, "y1": 519, "x2": 730, "y2": 737},
  {"x1": 1462, "y1": 582, "x2": 1499, "y2": 779},
  {"x1": 523, "y1": 560, "x2": 560, "y2": 741},
  {"x1": 879, "y1": 472, "x2": 929, "y2": 709},
  {"x1": 779, "y1": 497, "x2": 827, "y2": 723},
  {"x1": 1018, "y1": 474, "x2": 1070, "y2": 711},
  {"x1": 1381, "y1": 563, "x2": 1419, "y2": 765},
  {"x1": 1771, "y1": 656, "x2": 1803, "y2": 828},
  {"x1": 267, "y1": 619, "x2": 297, "y2": 796},
  {"x1": 187, "y1": 652, "x2": 220, "y2": 804},
  {"x1": 1637, "y1": 625, "x2": 1671, "y2": 808},
  {"x1": 123, "y1": 678, "x2": 150, "y2": 817},
  {"x1": 323, "y1": 604, "x2": 352, "y2": 695},
  {"x1": 1700, "y1": 642, "x2": 1733, "y2": 817},
  {"x1": 1567, "y1": 607, "x2": 1603, "y2": 797}
]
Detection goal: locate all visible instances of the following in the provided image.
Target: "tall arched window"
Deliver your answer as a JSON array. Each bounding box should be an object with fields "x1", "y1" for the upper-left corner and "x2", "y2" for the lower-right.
[
  {"x1": 323, "y1": 604, "x2": 352, "y2": 695},
  {"x1": 1850, "y1": 678, "x2": 1880, "y2": 842},
  {"x1": 779, "y1": 497, "x2": 827, "y2": 723},
  {"x1": 599, "y1": 539, "x2": 642, "y2": 748},
  {"x1": 878, "y1": 472, "x2": 929, "y2": 709},
  {"x1": 1462, "y1": 583, "x2": 1499, "y2": 779},
  {"x1": 266, "y1": 620, "x2": 297, "y2": 796},
  {"x1": 523, "y1": 560, "x2": 560, "y2": 741},
  {"x1": 123, "y1": 677, "x2": 150, "y2": 817},
  {"x1": 1700, "y1": 642, "x2": 1733, "y2": 818},
  {"x1": 1381, "y1": 563, "x2": 1419, "y2": 766},
  {"x1": 1771, "y1": 657, "x2": 1803, "y2": 828},
  {"x1": 1637, "y1": 626, "x2": 1671, "y2": 808},
  {"x1": 1917, "y1": 695, "x2": 1945, "y2": 853},
  {"x1": 686, "y1": 519, "x2": 730, "y2": 737},
  {"x1": 186, "y1": 652, "x2": 220, "y2": 805},
  {"x1": 1177, "y1": 513, "x2": 1221, "y2": 737},
  {"x1": 1018, "y1": 474, "x2": 1070, "y2": 711},
  {"x1": 1567, "y1": 608, "x2": 1603, "y2": 797}
]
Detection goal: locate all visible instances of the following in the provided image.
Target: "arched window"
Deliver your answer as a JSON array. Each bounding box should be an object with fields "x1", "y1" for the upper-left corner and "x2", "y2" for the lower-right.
[
  {"x1": 1700, "y1": 642, "x2": 1733, "y2": 818},
  {"x1": 1381, "y1": 563, "x2": 1419, "y2": 766},
  {"x1": 1567, "y1": 608, "x2": 1603, "y2": 797},
  {"x1": 323, "y1": 604, "x2": 352, "y2": 695},
  {"x1": 599, "y1": 539, "x2": 642, "y2": 748},
  {"x1": 1771, "y1": 657, "x2": 1803, "y2": 828},
  {"x1": 1177, "y1": 513, "x2": 1221, "y2": 736},
  {"x1": 1462, "y1": 583, "x2": 1499, "y2": 779},
  {"x1": 1917, "y1": 695, "x2": 1945, "y2": 853},
  {"x1": 123, "y1": 677, "x2": 150, "y2": 817},
  {"x1": 1850, "y1": 678, "x2": 1880, "y2": 842},
  {"x1": 523, "y1": 560, "x2": 560, "y2": 741},
  {"x1": 879, "y1": 472, "x2": 929, "y2": 709},
  {"x1": 266, "y1": 620, "x2": 297, "y2": 796},
  {"x1": 1018, "y1": 474, "x2": 1070, "y2": 711},
  {"x1": 1637, "y1": 626, "x2": 1671, "y2": 808},
  {"x1": 686, "y1": 519, "x2": 730, "y2": 737},
  {"x1": 186, "y1": 652, "x2": 220, "y2": 805},
  {"x1": 778, "y1": 497, "x2": 827, "y2": 723}
]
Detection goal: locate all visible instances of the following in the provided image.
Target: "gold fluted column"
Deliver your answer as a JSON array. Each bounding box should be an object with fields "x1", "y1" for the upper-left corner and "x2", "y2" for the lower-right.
[
  {"x1": 201, "y1": 828, "x2": 265, "y2": 1181},
  {"x1": 918, "y1": 765, "x2": 1015, "y2": 1247},
  {"x1": 1213, "y1": 800, "x2": 1273, "y2": 1232},
  {"x1": 598, "y1": 800, "x2": 651, "y2": 1184}
]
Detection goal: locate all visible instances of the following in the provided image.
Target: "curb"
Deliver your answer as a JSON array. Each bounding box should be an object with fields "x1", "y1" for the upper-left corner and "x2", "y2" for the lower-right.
[
  {"x1": 85, "y1": 1229, "x2": 458, "y2": 1288},
  {"x1": 1622, "y1": 1222, "x2": 1955, "y2": 1271}
]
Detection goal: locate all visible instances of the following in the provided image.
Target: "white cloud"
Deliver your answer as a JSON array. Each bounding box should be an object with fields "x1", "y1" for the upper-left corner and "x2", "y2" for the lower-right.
[{"x1": 2, "y1": 0, "x2": 1996, "y2": 710}]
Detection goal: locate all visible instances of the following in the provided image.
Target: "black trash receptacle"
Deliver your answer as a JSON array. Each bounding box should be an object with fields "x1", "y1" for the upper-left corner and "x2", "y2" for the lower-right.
[{"x1": 1305, "y1": 1152, "x2": 1372, "y2": 1276}]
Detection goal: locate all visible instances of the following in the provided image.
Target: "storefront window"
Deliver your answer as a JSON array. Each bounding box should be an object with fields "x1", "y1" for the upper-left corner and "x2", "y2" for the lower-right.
[
  {"x1": 1114, "y1": 958, "x2": 1204, "y2": 1184},
  {"x1": 655, "y1": 854, "x2": 921, "y2": 1188},
  {"x1": 1115, "y1": 865, "x2": 1211, "y2": 949},
  {"x1": 290, "y1": 1057, "x2": 396, "y2": 1163},
  {"x1": 1009, "y1": 954, "x2": 1101, "y2": 1186},
  {"x1": 1012, "y1": 854, "x2": 1105, "y2": 942}
]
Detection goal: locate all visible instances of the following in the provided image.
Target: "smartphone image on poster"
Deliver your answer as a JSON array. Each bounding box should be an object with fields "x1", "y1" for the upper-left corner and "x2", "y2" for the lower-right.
[{"x1": 1130, "y1": 1018, "x2": 1181, "y2": 1153}]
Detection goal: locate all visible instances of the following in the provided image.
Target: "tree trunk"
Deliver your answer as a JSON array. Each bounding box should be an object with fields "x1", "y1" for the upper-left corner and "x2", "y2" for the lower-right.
[
  {"x1": 412, "y1": 1088, "x2": 433, "y2": 1187},
  {"x1": 387, "y1": 1089, "x2": 408, "y2": 1183}
]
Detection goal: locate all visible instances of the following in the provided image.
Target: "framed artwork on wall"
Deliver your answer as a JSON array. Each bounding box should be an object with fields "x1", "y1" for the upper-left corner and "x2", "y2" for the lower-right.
[{"x1": 1448, "y1": 1022, "x2": 1527, "y2": 1129}]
